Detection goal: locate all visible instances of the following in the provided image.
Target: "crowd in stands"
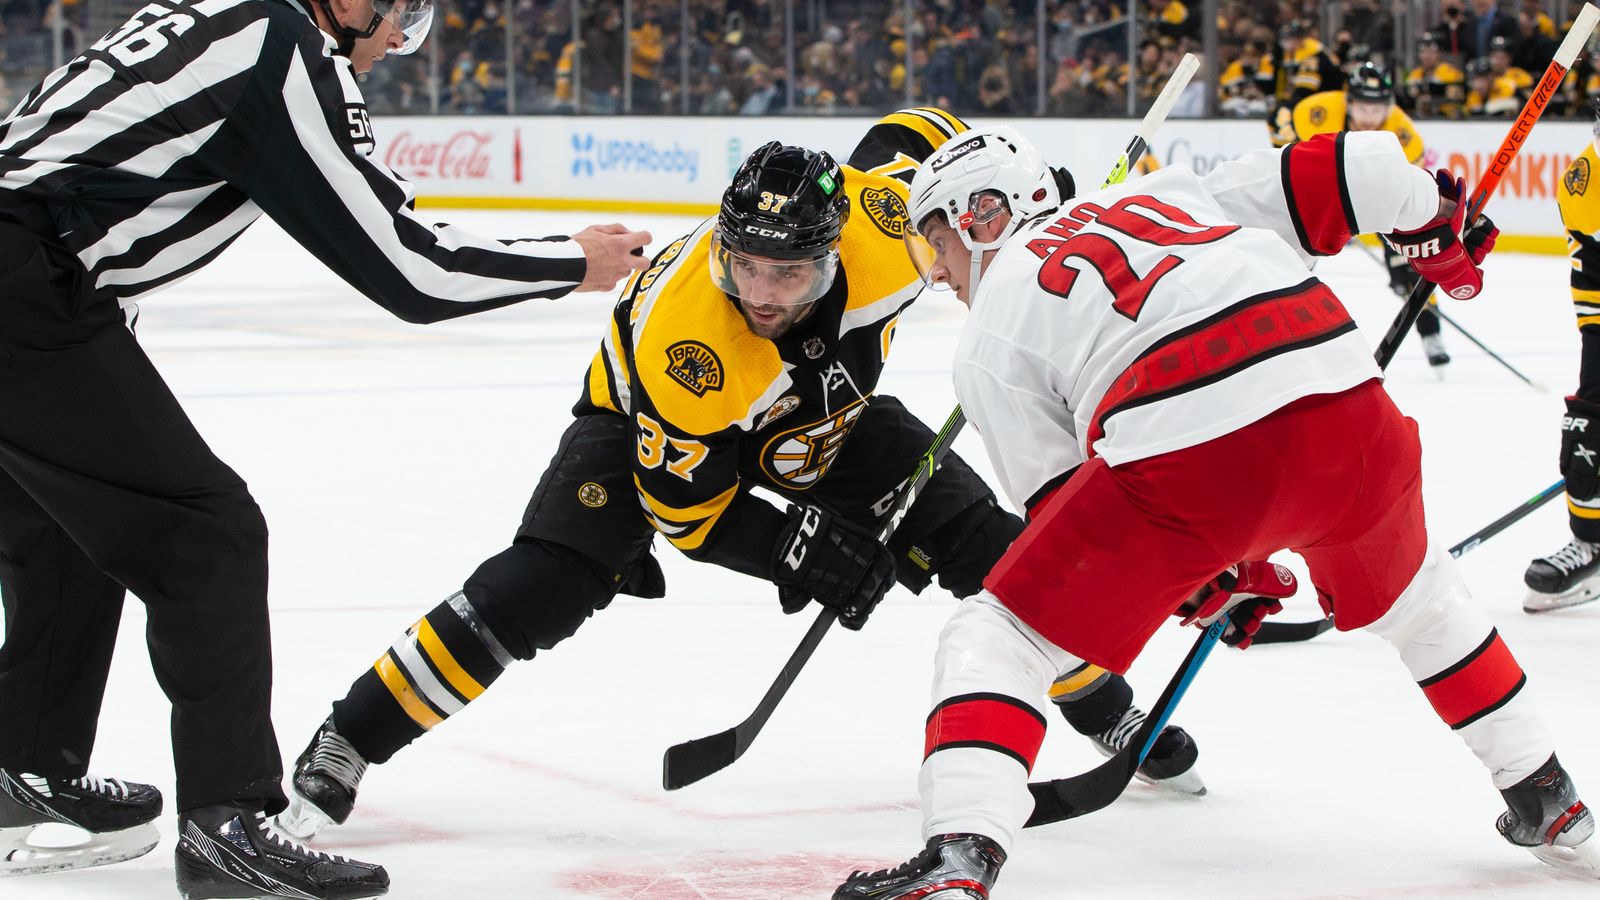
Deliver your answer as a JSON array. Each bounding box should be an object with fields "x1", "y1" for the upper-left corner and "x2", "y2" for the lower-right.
[{"x1": 0, "y1": 0, "x2": 1596, "y2": 121}]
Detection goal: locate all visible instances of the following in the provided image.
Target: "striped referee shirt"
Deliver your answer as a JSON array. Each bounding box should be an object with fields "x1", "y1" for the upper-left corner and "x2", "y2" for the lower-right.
[{"x1": 0, "y1": 0, "x2": 586, "y2": 322}]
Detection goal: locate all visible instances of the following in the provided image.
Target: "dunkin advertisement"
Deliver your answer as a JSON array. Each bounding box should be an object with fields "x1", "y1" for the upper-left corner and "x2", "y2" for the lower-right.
[{"x1": 370, "y1": 115, "x2": 1595, "y2": 248}]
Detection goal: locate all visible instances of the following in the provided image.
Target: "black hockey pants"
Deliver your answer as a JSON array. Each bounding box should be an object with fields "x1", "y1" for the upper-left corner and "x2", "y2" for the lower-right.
[{"x1": 0, "y1": 222, "x2": 285, "y2": 814}]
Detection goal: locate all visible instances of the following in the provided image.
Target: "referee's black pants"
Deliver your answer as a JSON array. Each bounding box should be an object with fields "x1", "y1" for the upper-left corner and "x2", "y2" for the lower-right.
[{"x1": 0, "y1": 224, "x2": 285, "y2": 814}]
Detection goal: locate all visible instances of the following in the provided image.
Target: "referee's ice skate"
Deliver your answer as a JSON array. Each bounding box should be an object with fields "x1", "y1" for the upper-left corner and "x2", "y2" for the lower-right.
[
  {"x1": 176, "y1": 804, "x2": 388, "y2": 900},
  {"x1": 0, "y1": 769, "x2": 161, "y2": 876}
]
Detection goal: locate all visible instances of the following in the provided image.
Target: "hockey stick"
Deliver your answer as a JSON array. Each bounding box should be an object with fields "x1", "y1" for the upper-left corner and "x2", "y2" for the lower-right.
[
  {"x1": 661, "y1": 55, "x2": 1201, "y2": 792},
  {"x1": 662, "y1": 406, "x2": 966, "y2": 791},
  {"x1": 1025, "y1": 11, "x2": 1600, "y2": 827},
  {"x1": 1347, "y1": 238, "x2": 1546, "y2": 392},
  {"x1": 1374, "y1": 4, "x2": 1600, "y2": 372},
  {"x1": 1449, "y1": 479, "x2": 1566, "y2": 559}
]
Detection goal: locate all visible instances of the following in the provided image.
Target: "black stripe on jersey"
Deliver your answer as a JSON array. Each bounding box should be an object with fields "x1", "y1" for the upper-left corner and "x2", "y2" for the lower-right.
[
  {"x1": 1023, "y1": 465, "x2": 1080, "y2": 519},
  {"x1": 598, "y1": 341, "x2": 625, "y2": 412},
  {"x1": 1279, "y1": 147, "x2": 1314, "y2": 256},
  {"x1": 1417, "y1": 630, "x2": 1497, "y2": 688},
  {"x1": 383, "y1": 649, "x2": 451, "y2": 722},
  {"x1": 912, "y1": 107, "x2": 967, "y2": 136},
  {"x1": 406, "y1": 629, "x2": 473, "y2": 708},
  {"x1": 926, "y1": 692, "x2": 1049, "y2": 728},
  {"x1": 424, "y1": 605, "x2": 506, "y2": 689},
  {"x1": 1453, "y1": 674, "x2": 1526, "y2": 730},
  {"x1": 924, "y1": 739, "x2": 1031, "y2": 769},
  {"x1": 1333, "y1": 132, "x2": 1358, "y2": 235}
]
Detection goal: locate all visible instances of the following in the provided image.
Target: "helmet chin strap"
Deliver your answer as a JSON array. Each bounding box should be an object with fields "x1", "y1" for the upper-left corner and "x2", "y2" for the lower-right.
[{"x1": 315, "y1": 0, "x2": 382, "y2": 56}]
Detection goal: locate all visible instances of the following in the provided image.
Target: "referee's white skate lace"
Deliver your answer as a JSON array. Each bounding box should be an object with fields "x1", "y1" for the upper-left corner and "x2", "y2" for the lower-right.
[
  {"x1": 67, "y1": 774, "x2": 130, "y2": 798},
  {"x1": 1544, "y1": 540, "x2": 1598, "y2": 576},
  {"x1": 309, "y1": 727, "x2": 368, "y2": 793},
  {"x1": 1097, "y1": 707, "x2": 1146, "y2": 751},
  {"x1": 255, "y1": 812, "x2": 352, "y2": 864}
]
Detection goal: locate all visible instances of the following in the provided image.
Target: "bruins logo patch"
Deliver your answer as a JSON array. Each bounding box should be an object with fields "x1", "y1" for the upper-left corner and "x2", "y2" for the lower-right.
[
  {"x1": 665, "y1": 341, "x2": 723, "y2": 397},
  {"x1": 760, "y1": 398, "x2": 866, "y2": 489},
  {"x1": 862, "y1": 185, "x2": 910, "y2": 238},
  {"x1": 1308, "y1": 106, "x2": 1326, "y2": 127},
  {"x1": 1567, "y1": 156, "x2": 1591, "y2": 197},
  {"x1": 577, "y1": 482, "x2": 608, "y2": 508}
]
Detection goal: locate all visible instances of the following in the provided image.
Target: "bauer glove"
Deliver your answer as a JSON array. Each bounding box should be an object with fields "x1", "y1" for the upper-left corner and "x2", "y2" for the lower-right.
[
  {"x1": 1176, "y1": 560, "x2": 1297, "y2": 650},
  {"x1": 772, "y1": 504, "x2": 896, "y2": 630},
  {"x1": 1561, "y1": 396, "x2": 1600, "y2": 501},
  {"x1": 1383, "y1": 169, "x2": 1498, "y2": 301}
]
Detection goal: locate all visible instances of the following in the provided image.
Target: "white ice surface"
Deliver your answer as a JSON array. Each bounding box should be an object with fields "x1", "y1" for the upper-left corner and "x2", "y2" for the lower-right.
[{"x1": 9, "y1": 210, "x2": 1600, "y2": 899}]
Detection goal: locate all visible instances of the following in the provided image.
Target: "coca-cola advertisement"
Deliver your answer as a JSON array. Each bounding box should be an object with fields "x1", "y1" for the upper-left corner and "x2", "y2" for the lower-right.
[{"x1": 375, "y1": 121, "x2": 518, "y2": 188}]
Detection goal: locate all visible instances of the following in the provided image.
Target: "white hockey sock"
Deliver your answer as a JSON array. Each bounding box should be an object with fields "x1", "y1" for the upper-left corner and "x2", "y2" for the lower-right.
[
  {"x1": 920, "y1": 592, "x2": 1081, "y2": 853},
  {"x1": 1365, "y1": 538, "x2": 1555, "y2": 789}
]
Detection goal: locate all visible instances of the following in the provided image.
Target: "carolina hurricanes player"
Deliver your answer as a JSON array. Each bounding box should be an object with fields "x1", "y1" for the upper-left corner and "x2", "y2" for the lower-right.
[{"x1": 832, "y1": 125, "x2": 1597, "y2": 898}]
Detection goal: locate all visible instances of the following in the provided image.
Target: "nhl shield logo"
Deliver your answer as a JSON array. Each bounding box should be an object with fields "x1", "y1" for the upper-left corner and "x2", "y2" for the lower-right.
[
  {"x1": 862, "y1": 185, "x2": 910, "y2": 238},
  {"x1": 665, "y1": 341, "x2": 724, "y2": 397}
]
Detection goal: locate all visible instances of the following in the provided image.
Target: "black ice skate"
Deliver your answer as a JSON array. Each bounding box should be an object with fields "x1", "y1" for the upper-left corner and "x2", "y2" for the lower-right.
[
  {"x1": 1090, "y1": 707, "x2": 1206, "y2": 796},
  {"x1": 0, "y1": 769, "x2": 162, "y2": 876},
  {"x1": 1524, "y1": 539, "x2": 1600, "y2": 613},
  {"x1": 1422, "y1": 333, "x2": 1450, "y2": 370},
  {"x1": 1496, "y1": 754, "x2": 1599, "y2": 879},
  {"x1": 278, "y1": 717, "x2": 368, "y2": 841},
  {"x1": 834, "y1": 833, "x2": 1005, "y2": 900},
  {"x1": 176, "y1": 804, "x2": 388, "y2": 900}
]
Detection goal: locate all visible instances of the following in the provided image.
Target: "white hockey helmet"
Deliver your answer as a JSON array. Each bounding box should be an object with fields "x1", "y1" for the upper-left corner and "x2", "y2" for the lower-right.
[{"x1": 905, "y1": 125, "x2": 1059, "y2": 293}]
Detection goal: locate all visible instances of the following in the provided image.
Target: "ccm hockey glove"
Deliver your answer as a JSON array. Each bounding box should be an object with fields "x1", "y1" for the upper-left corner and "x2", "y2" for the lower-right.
[
  {"x1": 772, "y1": 504, "x2": 896, "y2": 630},
  {"x1": 1384, "y1": 169, "x2": 1499, "y2": 301},
  {"x1": 1561, "y1": 396, "x2": 1600, "y2": 501},
  {"x1": 1176, "y1": 560, "x2": 1298, "y2": 650}
]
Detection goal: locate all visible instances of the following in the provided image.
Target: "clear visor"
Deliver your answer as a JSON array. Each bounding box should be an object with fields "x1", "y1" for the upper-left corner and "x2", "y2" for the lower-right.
[
  {"x1": 709, "y1": 227, "x2": 839, "y2": 307},
  {"x1": 902, "y1": 191, "x2": 1007, "y2": 288},
  {"x1": 375, "y1": 0, "x2": 433, "y2": 54}
]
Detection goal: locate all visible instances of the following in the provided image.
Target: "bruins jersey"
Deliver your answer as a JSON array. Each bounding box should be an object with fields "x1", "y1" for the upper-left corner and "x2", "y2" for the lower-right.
[
  {"x1": 1291, "y1": 91, "x2": 1425, "y2": 165},
  {"x1": 1557, "y1": 143, "x2": 1600, "y2": 522},
  {"x1": 575, "y1": 108, "x2": 967, "y2": 575},
  {"x1": 1405, "y1": 62, "x2": 1465, "y2": 117}
]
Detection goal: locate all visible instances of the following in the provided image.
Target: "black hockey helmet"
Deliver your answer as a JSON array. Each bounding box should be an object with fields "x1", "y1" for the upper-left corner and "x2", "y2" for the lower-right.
[
  {"x1": 1489, "y1": 34, "x2": 1514, "y2": 55},
  {"x1": 717, "y1": 142, "x2": 850, "y2": 261},
  {"x1": 1418, "y1": 31, "x2": 1442, "y2": 50},
  {"x1": 1278, "y1": 20, "x2": 1309, "y2": 43},
  {"x1": 1346, "y1": 62, "x2": 1393, "y2": 103},
  {"x1": 711, "y1": 142, "x2": 850, "y2": 307}
]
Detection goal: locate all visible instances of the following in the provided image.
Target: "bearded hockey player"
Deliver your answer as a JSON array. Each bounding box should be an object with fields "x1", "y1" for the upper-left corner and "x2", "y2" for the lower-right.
[
  {"x1": 278, "y1": 110, "x2": 1205, "y2": 843},
  {"x1": 832, "y1": 125, "x2": 1596, "y2": 899},
  {"x1": 1528, "y1": 99, "x2": 1600, "y2": 612}
]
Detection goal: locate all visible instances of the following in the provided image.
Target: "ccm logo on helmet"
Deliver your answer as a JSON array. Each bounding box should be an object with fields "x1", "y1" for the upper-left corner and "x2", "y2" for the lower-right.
[
  {"x1": 743, "y1": 224, "x2": 792, "y2": 240},
  {"x1": 931, "y1": 135, "x2": 987, "y2": 172}
]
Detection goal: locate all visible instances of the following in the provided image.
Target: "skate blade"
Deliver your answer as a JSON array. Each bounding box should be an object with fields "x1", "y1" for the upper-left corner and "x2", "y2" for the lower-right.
[
  {"x1": 1523, "y1": 580, "x2": 1600, "y2": 614},
  {"x1": 275, "y1": 795, "x2": 333, "y2": 842},
  {"x1": 0, "y1": 822, "x2": 159, "y2": 876},
  {"x1": 1530, "y1": 839, "x2": 1600, "y2": 880},
  {"x1": 1093, "y1": 743, "x2": 1207, "y2": 796}
]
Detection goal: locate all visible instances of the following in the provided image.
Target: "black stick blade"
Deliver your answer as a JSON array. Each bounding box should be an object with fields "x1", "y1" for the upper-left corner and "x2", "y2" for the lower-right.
[
  {"x1": 663, "y1": 728, "x2": 741, "y2": 791},
  {"x1": 1248, "y1": 616, "x2": 1335, "y2": 645},
  {"x1": 1024, "y1": 731, "x2": 1145, "y2": 827}
]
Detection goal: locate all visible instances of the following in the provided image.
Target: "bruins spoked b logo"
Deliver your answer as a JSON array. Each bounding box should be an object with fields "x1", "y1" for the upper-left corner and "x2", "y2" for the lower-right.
[
  {"x1": 577, "y1": 482, "x2": 608, "y2": 508},
  {"x1": 665, "y1": 341, "x2": 724, "y2": 397},
  {"x1": 761, "y1": 398, "x2": 866, "y2": 489}
]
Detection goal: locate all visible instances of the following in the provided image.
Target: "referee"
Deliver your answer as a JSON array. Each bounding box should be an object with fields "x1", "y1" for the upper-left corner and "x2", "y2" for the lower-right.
[{"x1": 0, "y1": 0, "x2": 648, "y2": 895}]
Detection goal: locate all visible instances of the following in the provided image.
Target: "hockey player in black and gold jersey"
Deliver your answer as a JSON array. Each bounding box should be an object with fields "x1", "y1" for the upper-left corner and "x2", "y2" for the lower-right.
[
  {"x1": 277, "y1": 109, "x2": 1205, "y2": 840},
  {"x1": 1526, "y1": 111, "x2": 1600, "y2": 612}
]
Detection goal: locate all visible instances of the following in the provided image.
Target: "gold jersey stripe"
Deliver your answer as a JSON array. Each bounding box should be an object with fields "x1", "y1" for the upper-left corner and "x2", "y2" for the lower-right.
[
  {"x1": 373, "y1": 653, "x2": 445, "y2": 730},
  {"x1": 416, "y1": 617, "x2": 486, "y2": 702},
  {"x1": 1049, "y1": 664, "x2": 1109, "y2": 699},
  {"x1": 1578, "y1": 314, "x2": 1600, "y2": 329},
  {"x1": 637, "y1": 479, "x2": 739, "y2": 550},
  {"x1": 882, "y1": 110, "x2": 962, "y2": 153},
  {"x1": 1569, "y1": 498, "x2": 1600, "y2": 519}
]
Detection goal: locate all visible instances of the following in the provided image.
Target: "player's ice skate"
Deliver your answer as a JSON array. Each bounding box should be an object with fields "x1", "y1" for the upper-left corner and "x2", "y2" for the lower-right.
[
  {"x1": 1496, "y1": 754, "x2": 1600, "y2": 879},
  {"x1": 1523, "y1": 539, "x2": 1600, "y2": 613},
  {"x1": 834, "y1": 833, "x2": 1005, "y2": 899},
  {"x1": 0, "y1": 769, "x2": 162, "y2": 876},
  {"x1": 278, "y1": 717, "x2": 368, "y2": 841},
  {"x1": 1090, "y1": 707, "x2": 1206, "y2": 796},
  {"x1": 176, "y1": 804, "x2": 388, "y2": 899},
  {"x1": 1422, "y1": 333, "x2": 1450, "y2": 375}
]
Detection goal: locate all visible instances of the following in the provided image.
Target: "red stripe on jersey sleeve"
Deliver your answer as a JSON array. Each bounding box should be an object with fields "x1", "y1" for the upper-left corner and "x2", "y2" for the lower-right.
[
  {"x1": 1282, "y1": 133, "x2": 1357, "y2": 257},
  {"x1": 924, "y1": 693, "x2": 1048, "y2": 772},
  {"x1": 1418, "y1": 630, "x2": 1527, "y2": 729}
]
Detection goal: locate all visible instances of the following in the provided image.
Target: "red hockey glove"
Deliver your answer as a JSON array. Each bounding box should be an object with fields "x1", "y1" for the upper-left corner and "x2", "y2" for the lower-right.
[
  {"x1": 1175, "y1": 560, "x2": 1298, "y2": 650},
  {"x1": 1383, "y1": 170, "x2": 1495, "y2": 301}
]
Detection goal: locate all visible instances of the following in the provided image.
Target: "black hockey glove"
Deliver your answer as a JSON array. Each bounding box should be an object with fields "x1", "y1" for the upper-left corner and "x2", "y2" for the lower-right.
[
  {"x1": 1561, "y1": 396, "x2": 1600, "y2": 501},
  {"x1": 772, "y1": 504, "x2": 896, "y2": 630}
]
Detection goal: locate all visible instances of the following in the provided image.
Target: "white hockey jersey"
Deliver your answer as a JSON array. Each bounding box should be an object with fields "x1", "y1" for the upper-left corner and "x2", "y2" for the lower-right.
[{"x1": 954, "y1": 131, "x2": 1440, "y2": 513}]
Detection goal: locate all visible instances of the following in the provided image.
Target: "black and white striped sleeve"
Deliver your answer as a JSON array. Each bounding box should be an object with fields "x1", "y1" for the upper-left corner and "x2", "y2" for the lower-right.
[{"x1": 221, "y1": 21, "x2": 587, "y2": 323}]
